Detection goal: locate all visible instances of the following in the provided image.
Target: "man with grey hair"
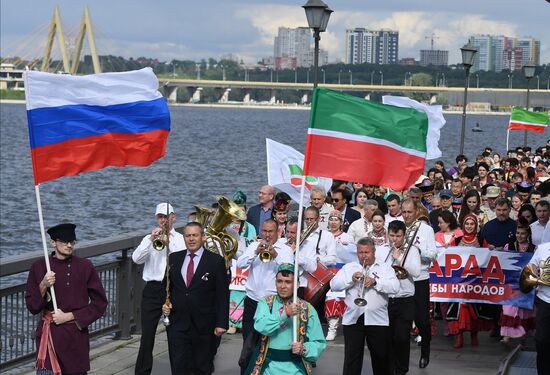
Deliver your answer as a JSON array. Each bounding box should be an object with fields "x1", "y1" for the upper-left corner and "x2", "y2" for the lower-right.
[
  {"x1": 331, "y1": 237, "x2": 399, "y2": 375},
  {"x1": 348, "y1": 199, "x2": 379, "y2": 242},
  {"x1": 310, "y1": 185, "x2": 333, "y2": 231}
]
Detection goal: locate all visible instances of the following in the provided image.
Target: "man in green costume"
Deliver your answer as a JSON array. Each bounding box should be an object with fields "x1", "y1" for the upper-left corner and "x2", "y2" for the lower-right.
[{"x1": 245, "y1": 263, "x2": 327, "y2": 374}]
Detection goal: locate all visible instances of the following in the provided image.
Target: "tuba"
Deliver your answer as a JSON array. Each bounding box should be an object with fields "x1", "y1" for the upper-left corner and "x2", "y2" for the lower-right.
[
  {"x1": 519, "y1": 257, "x2": 550, "y2": 293},
  {"x1": 391, "y1": 220, "x2": 421, "y2": 280},
  {"x1": 201, "y1": 196, "x2": 246, "y2": 268}
]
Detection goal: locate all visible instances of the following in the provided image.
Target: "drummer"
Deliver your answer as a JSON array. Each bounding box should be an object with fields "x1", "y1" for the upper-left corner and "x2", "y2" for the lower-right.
[{"x1": 300, "y1": 206, "x2": 337, "y2": 320}]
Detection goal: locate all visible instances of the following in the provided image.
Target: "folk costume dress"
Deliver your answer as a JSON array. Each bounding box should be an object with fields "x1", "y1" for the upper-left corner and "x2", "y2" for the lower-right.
[
  {"x1": 500, "y1": 241, "x2": 536, "y2": 338},
  {"x1": 245, "y1": 295, "x2": 326, "y2": 375},
  {"x1": 324, "y1": 231, "x2": 355, "y2": 320},
  {"x1": 447, "y1": 214, "x2": 493, "y2": 337},
  {"x1": 229, "y1": 221, "x2": 257, "y2": 330}
]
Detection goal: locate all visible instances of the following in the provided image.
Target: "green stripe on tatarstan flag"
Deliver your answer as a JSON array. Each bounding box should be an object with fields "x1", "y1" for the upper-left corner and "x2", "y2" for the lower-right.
[
  {"x1": 288, "y1": 164, "x2": 317, "y2": 189},
  {"x1": 303, "y1": 88, "x2": 429, "y2": 191},
  {"x1": 508, "y1": 107, "x2": 549, "y2": 133}
]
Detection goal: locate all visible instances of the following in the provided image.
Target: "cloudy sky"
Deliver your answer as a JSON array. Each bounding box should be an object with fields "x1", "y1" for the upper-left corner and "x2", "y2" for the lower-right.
[{"x1": 1, "y1": 0, "x2": 549, "y2": 66}]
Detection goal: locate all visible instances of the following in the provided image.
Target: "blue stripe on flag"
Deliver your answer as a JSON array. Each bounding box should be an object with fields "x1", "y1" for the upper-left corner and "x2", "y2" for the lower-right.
[{"x1": 28, "y1": 98, "x2": 170, "y2": 149}]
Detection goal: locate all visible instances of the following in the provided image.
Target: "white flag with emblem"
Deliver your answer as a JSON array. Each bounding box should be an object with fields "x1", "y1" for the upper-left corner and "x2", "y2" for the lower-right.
[{"x1": 266, "y1": 138, "x2": 332, "y2": 206}]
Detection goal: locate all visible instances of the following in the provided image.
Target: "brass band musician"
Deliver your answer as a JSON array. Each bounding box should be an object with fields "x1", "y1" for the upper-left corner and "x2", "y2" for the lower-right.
[{"x1": 377, "y1": 220, "x2": 421, "y2": 375}]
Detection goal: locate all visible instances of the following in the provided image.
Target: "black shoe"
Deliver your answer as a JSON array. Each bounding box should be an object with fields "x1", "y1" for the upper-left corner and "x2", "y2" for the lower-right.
[{"x1": 419, "y1": 357, "x2": 429, "y2": 369}]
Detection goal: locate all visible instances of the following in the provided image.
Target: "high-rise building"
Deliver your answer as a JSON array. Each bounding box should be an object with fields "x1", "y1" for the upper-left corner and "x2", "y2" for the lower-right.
[
  {"x1": 344, "y1": 28, "x2": 399, "y2": 65},
  {"x1": 273, "y1": 27, "x2": 328, "y2": 69},
  {"x1": 377, "y1": 30, "x2": 399, "y2": 64},
  {"x1": 468, "y1": 34, "x2": 541, "y2": 72},
  {"x1": 419, "y1": 49, "x2": 449, "y2": 66}
]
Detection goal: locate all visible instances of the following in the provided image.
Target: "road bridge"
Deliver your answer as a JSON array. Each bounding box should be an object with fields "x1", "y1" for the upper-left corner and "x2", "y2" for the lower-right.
[{"x1": 160, "y1": 78, "x2": 550, "y2": 108}]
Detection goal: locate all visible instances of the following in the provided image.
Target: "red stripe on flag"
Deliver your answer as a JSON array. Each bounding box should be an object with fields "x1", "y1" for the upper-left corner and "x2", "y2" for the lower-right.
[
  {"x1": 303, "y1": 134, "x2": 425, "y2": 191},
  {"x1": 31, "y1": 130, "x2": 169, "y2": 185},
  {"x1": 508, "y1": 122, "x2": 547, "y2": 133}
]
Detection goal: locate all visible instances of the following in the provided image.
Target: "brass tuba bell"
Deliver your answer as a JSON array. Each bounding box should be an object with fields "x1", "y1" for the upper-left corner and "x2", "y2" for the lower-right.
[
  {"x1": 519, "y1": 258, "x2": 550, "y2": 293},
  {"x1": 202, "y1": 196, "x2": 247, "y2": 268}
]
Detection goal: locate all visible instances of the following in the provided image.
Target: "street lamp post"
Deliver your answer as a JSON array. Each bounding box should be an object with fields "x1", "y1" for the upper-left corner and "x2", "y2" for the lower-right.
[
  {"x1": 220, "y1": 65, "x2": 226, "y2": 81},
  {"x1": 523, "y1": 61, "x2": 536, "y2": 147},
  {"x1": 321, "y1": 68, "x2": 325, "y2": 84},
  {"x1": 370, "y1": 71, "x2": 375, "y2": 85},
  {"x1": 172, "y1": 62, "x2": 177, "y2": 78},
  {"x1": 338, "y1": 70, "x2": 342, "y2": 84},
  {"x1": 508, "y1": 73, "x2": 513, "y2": 89},
  {"x1": 379, "y1": 71, "x2": 383, "y2": 85},
  {"x1": 270, "y1": 68, "x2": 273, "y2": 83},
  {"x1": 441, "y1": 73, "x2": 446, "y2": 87},
  {"x1": 475, "y1": 73, "x2": 479, "y2": 88},
  {"x1": 303, "y1": 0, "x2": 332, "y2": 89},
  {"x1": 307, "y1": 69, "x2": 310, "y2": 84},
  {"x1": 536, "y1": 75, "x2": 540, "y2": 90},
  {"x1": 349, "y1": 70, "x2": 353, "y2": 85},
  {"x1": 196, "y1": 64, "x2": 201, "y2": 80},
  {"x1": 294, "y1": 68, "x2": 297, "y2": 83},
  {"x1": 459, "y1": 43, "x2": 478, "y2": 155}
]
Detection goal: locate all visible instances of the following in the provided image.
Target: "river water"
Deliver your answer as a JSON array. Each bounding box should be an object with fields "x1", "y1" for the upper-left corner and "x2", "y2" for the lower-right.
[{"x1": 0, "y1": 103, "x2": 544, "y2": 257}]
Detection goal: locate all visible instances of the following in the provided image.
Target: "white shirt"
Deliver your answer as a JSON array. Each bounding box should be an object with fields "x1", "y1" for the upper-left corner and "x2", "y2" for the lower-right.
[
  {"x1": 298, "y1": 228, "x2": 337, "y2": 287},
  {"x1": 530, "y1": 220, "x2": 547, "y2": 246},
  {"x1": 348, "y1": 218, "x2": 372, "y2": 243},
  {"x1": 181, "y1": 247, "x2": 205, "y2": 286},
  {"x1": 410, "y1": 222, "x2": 439, "y2": 282},
  {"x1": 385, "y1": 213, "x2": 404, "y2": 223},
  {"x1": 333, "y1": 232, "x2": 357, "y2": 264},
  {"x1": 377, "y1": 243, "x2": 421, "y2": 298},
  {"x1": 318, "y1": 203, "x2": 333, "y2": 231},
  {"x1": 131, "y1": 228, "x2": 185, "y2": 282},
  {"x1": 330, "y1": 260, "x2": 399, "y2": 326},
  {"x1": 237, "y1": 240, "x2": 294, "y2": 301},
  {"x1": 542, "y1": 224, "x2": 550, "y2": 244},
  {"x1": 529, "y1": 243, "x2": 550, "y2": 303}
]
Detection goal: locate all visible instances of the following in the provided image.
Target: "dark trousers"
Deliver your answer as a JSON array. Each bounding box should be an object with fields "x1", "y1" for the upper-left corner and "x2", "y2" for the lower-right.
[
  {"x1": 388, "y1": 296, "x2": 414, "y2": 375},
  {"x1": 343, "y1": 315, "x2": 391, "y2": 375},
  {"x1": 167, "y1": 324, "x2": 214, "y2": 375},
  {"x1": 535, "y1": 297, "x2": 550, "y2": 375},
  {"x1": 413, "y1": 279, "x2": 431, "y2": 358},
  {"x1": 135, "y1": 281, "x2": 166, "y2": 375},
  {"x1": 242, "y1": 296, "x2": 259, "y2": 342}
]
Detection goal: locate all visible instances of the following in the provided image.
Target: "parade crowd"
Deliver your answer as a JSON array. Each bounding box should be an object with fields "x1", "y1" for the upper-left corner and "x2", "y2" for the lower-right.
[{"x1": 25, "y1": 141, "x2": 550, "y2": 375}]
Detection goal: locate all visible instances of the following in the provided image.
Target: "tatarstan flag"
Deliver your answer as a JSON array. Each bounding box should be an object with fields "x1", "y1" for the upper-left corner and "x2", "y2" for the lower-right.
[
  {"x1": 303, "y1": 88, "x2": 429, "y2": 191},
  {"x1": 508, "y1": 107, "x2": 549, "y2": 133}
]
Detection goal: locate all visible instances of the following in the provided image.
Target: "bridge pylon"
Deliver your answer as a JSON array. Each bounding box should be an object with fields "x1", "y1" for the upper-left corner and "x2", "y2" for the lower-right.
[{"x1": 42, "y1": 6, "x2": 101, "y2": 74}]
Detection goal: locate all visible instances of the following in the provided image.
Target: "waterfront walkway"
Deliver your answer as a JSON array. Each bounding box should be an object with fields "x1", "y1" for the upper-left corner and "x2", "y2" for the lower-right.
[{"x1": 14, "y1": 321, "x2": 536, "y2": 375}]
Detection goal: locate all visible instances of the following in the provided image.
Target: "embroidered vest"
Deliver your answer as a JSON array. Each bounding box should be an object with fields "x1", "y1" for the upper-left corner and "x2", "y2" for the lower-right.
[{"x1": 250, "y1": 295, "x2": 312, "y2": 375}]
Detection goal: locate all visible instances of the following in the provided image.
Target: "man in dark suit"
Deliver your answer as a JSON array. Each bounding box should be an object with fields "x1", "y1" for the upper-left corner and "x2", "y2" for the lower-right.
[
  {"x1": 246, "y1": 185, "x2": 274, "y2": 236},
  {"x1": 162, "y1": 222, "x2": 229, "y2": 375},
  {"x1": 332, "y1": 188, "x2": 361, "y2": 232}
]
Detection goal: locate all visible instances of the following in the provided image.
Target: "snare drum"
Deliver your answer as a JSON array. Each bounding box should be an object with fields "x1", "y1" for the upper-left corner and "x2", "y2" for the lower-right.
[{"x1": 304, "y1": 261, "x2": 336, "y2": 306}]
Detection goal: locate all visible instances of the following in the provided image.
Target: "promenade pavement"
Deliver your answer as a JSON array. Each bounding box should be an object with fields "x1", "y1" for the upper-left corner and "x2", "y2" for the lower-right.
[{"x1": 15, "y1": 321, "x2": 531, "y2": 375}]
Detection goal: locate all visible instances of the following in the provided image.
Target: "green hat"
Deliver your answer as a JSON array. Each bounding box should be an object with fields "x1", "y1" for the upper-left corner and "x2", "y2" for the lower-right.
[
  {"x1": 277, "y1": 263, "x2": 295, "y2": 274},
  {"x1": 232, "y1": 190, "x2": 247, "y2": 205}
]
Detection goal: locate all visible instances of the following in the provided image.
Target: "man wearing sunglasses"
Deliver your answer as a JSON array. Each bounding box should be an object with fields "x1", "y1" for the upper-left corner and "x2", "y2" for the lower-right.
[{"x1": 331, "y1": 189, "x2": 361, "y2": 233}]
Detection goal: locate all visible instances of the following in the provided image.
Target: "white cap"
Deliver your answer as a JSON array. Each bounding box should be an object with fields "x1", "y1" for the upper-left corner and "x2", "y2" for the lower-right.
[{"x1": 155, "y1": 203, "x2": 175, "y2": 216}]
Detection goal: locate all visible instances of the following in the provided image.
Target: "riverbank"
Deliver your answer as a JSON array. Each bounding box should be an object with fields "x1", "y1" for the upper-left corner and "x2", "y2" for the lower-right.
[{"x1": 0, "y1": 99, "x2": 512, "y2": 115}]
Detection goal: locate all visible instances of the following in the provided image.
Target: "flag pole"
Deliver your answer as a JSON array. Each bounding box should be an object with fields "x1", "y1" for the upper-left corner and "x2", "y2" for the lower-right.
[
  {"x1": 292, "y1": 175, "x2": 307, "y2": 342},
  {"x1": 266, "y1": 138, "x2": 272, "y2": 185},
  {"x1": 506, "y1": 128, "x2": 510, "y2": 152},
  {"x1": 35, "y1": 185, "x2": 58, "y2": 312}
]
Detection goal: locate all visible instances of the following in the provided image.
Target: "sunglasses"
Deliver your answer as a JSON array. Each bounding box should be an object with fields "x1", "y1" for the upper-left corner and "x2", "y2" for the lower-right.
[{"x1": 332, "y1": 198, "x2": 341, "y2": 202}]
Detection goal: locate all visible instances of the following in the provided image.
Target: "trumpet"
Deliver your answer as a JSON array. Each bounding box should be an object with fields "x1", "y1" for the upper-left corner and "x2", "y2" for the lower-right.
[
  {"x1": 354, "y1": 259, "x2": 369, "y2": 306},
  {"x1": 258, "y1": 242, "x2": 275, "y2": 263},
  {"x1": 151, "y1": 227, "x2": 168, "y2": 251}
]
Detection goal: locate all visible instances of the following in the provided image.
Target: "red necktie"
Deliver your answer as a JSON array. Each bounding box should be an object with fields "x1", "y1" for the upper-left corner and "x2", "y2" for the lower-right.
[{"x1": 186, "y1": 253, "x2": 195, "y2": 287}]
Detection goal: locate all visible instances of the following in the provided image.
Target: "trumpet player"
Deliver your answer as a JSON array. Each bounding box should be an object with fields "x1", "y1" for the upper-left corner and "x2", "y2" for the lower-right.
[
  {"x1": 236, "y1": 219, "x2": 293, "y2": 342},
  {"x1": 378, "y1": 220, "x2": 421, "y2": 375},
  {"x1": 330, "y1": 237, "x2": 399, "y2": 375},
  {"x1": 132, "y1": 203, "x2": 185, "y2": 375}
]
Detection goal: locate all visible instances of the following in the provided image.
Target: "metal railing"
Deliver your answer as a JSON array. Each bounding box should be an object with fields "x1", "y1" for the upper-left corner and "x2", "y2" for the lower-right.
[{"x1": 0, "y1": 225, "x2": 185, "y2": 371}]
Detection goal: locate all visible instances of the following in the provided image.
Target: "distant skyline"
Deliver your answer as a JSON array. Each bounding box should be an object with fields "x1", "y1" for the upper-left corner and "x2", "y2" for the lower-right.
[{"x1": 1, "y1": 0, "x2": 549, "y2": 66}]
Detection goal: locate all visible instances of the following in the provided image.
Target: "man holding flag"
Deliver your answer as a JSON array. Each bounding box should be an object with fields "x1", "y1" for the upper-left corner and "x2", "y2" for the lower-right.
[{"x1": 25, "y1": 223, "x2": 108, "y2": 375}]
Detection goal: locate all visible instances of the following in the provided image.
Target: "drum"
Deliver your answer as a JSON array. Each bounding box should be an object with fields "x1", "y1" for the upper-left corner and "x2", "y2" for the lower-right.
[{"x1": 304, "y1": 261, "x2": 336, "y2": 306}]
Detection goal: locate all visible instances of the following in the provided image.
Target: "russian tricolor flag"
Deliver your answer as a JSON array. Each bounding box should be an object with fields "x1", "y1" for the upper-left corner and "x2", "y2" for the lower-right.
[{"x1": 24, "y1": 68, "x2": 170, "y2": 185}]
